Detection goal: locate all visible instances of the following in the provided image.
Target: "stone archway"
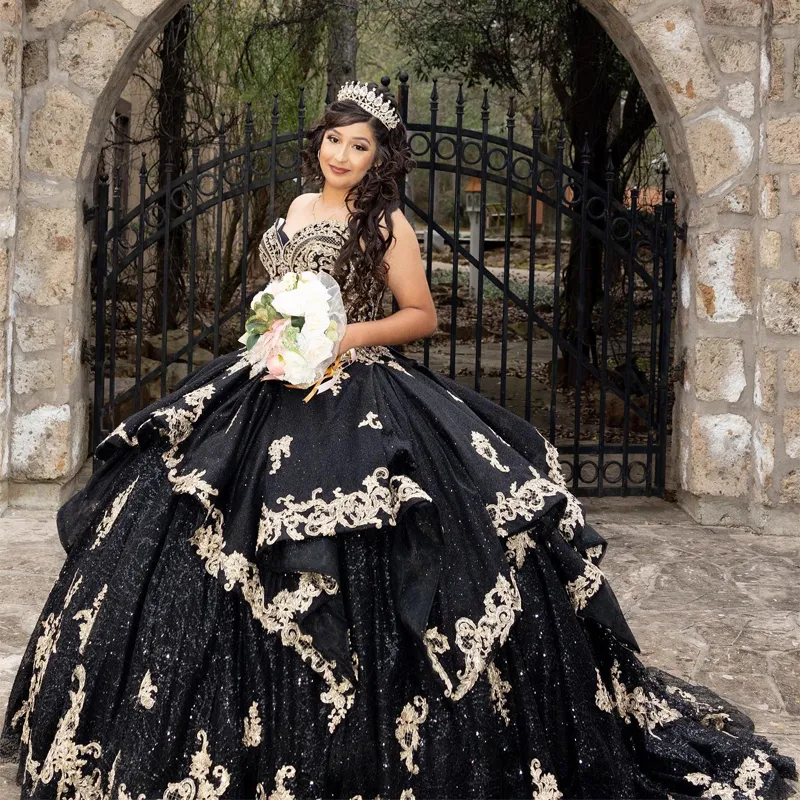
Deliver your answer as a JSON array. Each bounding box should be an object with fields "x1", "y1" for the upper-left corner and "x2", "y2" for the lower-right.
[{"x1": 2, "y1": 0, "x2": 798, "y2": 532}]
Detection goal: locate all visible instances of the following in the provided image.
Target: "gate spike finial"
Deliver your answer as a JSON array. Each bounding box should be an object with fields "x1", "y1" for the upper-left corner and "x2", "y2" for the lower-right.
[
  {"x1": 557, "y1": 118, "x2": 565, "y2": 143},
  {"x1": 533, "y1": 106, "x2": 542, "y2": 134},
  {"x1": 481, "y1": 88, "x2": 489, "y2": 120},
  {"x1": 605, "y1": 148, "x2": 614, "y2": 177},
  {"x1": 218, "y1": 112, "x2": 225, "y2": 136},
  {"x1": 298, "y1": 85, "x2": 306, "y2": 111},
  {"x1": 326, "y1": 81, "x2": 333, "y2": 104},
  {"x1": 381, "y1": 75, "x2": 391, "y2": 88},
  {"x1": 430, "y1": 78, "x2": 438, "y2": 102},
  {"x1": 456, "y1": 82, "x2": 464, "y2": 108},
  {"x1": 245, "y1": 102, "x2": 253, "y2": 129},
  {"x1": 139, "y1": 151, "x2": 147, "y2": 175},
  {"x1": 272, "y1": 92, "x2": 279, "y2": 119},
  {"x1": 581, "y1": 131, "x2": 591, "y2": 164}
]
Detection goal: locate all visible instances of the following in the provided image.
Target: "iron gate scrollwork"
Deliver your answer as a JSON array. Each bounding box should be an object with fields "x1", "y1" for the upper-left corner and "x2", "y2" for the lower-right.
[{"x1": 88, "y1": 75, "x2": 681, "y2": 497}]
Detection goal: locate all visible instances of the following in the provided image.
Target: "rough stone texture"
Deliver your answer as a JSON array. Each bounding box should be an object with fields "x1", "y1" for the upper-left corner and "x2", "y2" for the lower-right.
[
  {"x1": 755, "y1": 349, "x2": 778, "y2": 413},
  {"x1": 721, "y1": 184, "x2": 752, "y2": 213},
  {"x1": 695, "y1": 339, "x2": 746, "y2": 402},
  {"x1": 13, "y1": 358, "x2": 55, "y2": 394},
  {"x1": 10, "y1": 404, "x2": 70, "y2": 480},
  {"x1": 727, "y1": 81, "x2": 755, "y2": 118},
  {"x1": 21, "y1": 40, "x2": 46, "y2": 89},
  {"x1": 769, "y1": 39, "x2": 786, "y2": 102},
  {"x1": 785, "y1": 350, "x2": 800, "y2": 394},
  {"x1": 62, "y1": 321, "x2": 81, "y2": 384},
  {"x1": 796, "y1": 44, "x2": 800, "y2": 99},
  {"x1": 701, "y1": 0, "x2": 761, "y2": 26},
  {"x1": 689, "y1": 413, "x2": 751, "y2": 496},
  {"x1": 114, "y1": 0, "x2": 165, "y2": 16},
  {"x1": 634, "y1": 8, "x2": 720, "y2": 117},
  {"x1": 696, "y1": 229, "x2": 753, "y2": 322},
  {"x1": 0, "y1": 96, "x2": 12, "y2": 193},
  {"x1": 763, "y1": 280, "x2": 800, "y2": 335},
  {"x1": 26, "y1": 0, "x2": 76, "y2": 29},
  {"x1": 761, "y1": 229, "x2": 782, "y2": 270},
  {"x1": 686, "y1": 109, "x2": 753, "y2": 195},
  {"x1": 753, "y1": 420, "x2": 775, "y2": 494},
  {"x1": 791, "y1": 174, "x2": 800, "y2": 196},
  {"x1": 760, "y1": 174, "x2": 780, "y2": 219},
  {"x1": 780, "y1": 470, "x2": 800, "y2": 503},
  {"x1": 774, "y1": 0, "x2": 800, "y2": 24},
  {"x1": 709, "y1": 36, "x2": 758, "y2": 73},
  {"x1": 25, "y1": 87, "x2": 92, "y2": 179},
  {"x1": 767, "y1": 117, "x2": 800, "y2": 164},
  {"x1": 57, "y1": 11, "x2": 133, "y2": 97},
  {"x1": 1, "y1": 33, "x2": 18, "y2": 88},
  {"x1": 793, "y1": 217, "x2": 800, "y2": 261},
  {"x1": 0, "y1": 0, "x2": 20, "y2": 24},
  {"x1": 15, "y1": 317, "x2": 57, "y2": 353},
  {"x1": 14, "y1": 206, "x2": 76, "y2": 306},
  {"x1": 785, "y1": 408, "x2": 800, "y2": 458},
  {"x1": 0, "y1": 246, "x2": 7, "y2": 318}
]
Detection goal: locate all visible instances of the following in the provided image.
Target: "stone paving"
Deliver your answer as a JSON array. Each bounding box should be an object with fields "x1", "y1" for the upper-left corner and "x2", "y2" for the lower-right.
[{"x1": 0, "y1": 498, "x2": 797, "y2": 798}]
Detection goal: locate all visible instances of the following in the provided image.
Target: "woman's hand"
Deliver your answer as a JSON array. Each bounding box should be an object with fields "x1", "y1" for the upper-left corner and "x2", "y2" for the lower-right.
[{"x1": 335, "y1": 323, "x2": 360, "y2": 357}]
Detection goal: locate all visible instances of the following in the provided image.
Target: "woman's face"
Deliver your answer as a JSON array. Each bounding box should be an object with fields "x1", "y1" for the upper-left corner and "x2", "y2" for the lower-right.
[{"x1": 318, "y1": 121, "x2": 378, "y2": 191}]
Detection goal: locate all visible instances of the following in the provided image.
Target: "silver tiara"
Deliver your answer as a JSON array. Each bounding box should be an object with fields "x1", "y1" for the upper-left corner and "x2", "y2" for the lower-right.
[{"x1": 336, "y1": 81, "x2": 400, "y2": 130}]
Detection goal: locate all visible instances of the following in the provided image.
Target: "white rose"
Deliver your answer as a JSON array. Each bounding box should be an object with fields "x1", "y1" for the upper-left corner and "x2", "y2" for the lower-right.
[
  {"x1": 298, "y1": 331, "x2": 334, "y2": 366},
  {"x1": 266, "y1": 272, "x2": 298, "y2": 296},
  {"x1": 271, "y1": 282, "x2": 329, "y2": 317}
]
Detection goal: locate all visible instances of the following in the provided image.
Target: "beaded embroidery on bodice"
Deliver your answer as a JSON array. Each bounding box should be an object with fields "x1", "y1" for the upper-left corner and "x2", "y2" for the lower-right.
[{"x1": 258, "y1": 218, "x2": 385, "y2": 323}]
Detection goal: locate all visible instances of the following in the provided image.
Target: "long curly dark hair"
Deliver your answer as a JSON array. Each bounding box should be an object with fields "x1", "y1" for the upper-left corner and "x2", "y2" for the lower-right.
[{"x1": 300, "y1": 81, "x2": 414, "y2": 313}]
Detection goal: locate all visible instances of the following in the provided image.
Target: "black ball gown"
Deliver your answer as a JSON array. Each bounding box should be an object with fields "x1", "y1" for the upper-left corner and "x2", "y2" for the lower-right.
[{"x1": 1, "y1": 217, "x2": 796, "y2": 800}]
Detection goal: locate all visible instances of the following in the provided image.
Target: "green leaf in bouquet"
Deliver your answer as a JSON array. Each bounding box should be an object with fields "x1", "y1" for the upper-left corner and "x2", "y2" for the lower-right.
[
  {"x1": 282, "y1": 325, "x2": 300, "y2": 348},
  {"x1": 290, "y1": 315, "x2": 305, "y2": 330},
  {"x1": 245, "y1": 317, "x2": 267, "y2": 334},
  {"x1": 244, "y1": 331, "x2": 261, "y2": 350}
]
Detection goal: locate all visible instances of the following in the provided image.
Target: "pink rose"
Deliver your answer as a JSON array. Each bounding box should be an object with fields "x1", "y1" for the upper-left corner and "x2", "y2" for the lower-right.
[{"x1": 250, "y1": 318, "x2": 290, "y2": 376}]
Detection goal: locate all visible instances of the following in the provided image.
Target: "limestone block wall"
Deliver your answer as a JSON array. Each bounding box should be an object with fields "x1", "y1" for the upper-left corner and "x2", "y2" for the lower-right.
[
  {"x1": 1, "y1": 0, "x2": 179, "y2": 508},
  {"x1": 0, "y1": 0, "x2": 798, "y2": 534}
]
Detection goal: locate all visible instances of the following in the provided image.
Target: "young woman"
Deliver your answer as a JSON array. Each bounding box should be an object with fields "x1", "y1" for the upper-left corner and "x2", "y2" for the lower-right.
[{"x1": 1, "y1": 81, "x2": 796, "y2": 800}]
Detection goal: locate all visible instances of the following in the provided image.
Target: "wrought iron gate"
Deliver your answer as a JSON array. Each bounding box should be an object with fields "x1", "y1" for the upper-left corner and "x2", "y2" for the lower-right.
[{"x1": 88, "y1": 76, "x2": 682, "y2": 496}]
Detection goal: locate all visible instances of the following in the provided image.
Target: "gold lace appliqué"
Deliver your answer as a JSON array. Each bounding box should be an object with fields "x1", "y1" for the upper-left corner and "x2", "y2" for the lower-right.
[
  {"x1": 471, "y1": 431, "x2": 510, "y2": 472},
  {"x1": 92, "y1": 478, "x2": 138, "y2": 550},
  {"x1": 35, "y1": 664, "x2": 105, "y2": 797},
  {"x1": 595, "y1": 668, "x2": 615, "y2": 713},
  {"x1": 242, "y1": 701, "x2": 263, "y2": 747},
  {"x1": 450, "y1": 572, "x2": 522, "y2": 701},
  {"x1": 268, "y1": 435, "x2": 293, "y2": 475},
  {"x1": 684, "y1": 749, "x2": 773, "y2": 800},
  {"x1": 162, "y1": 730, "x2": 231, "y2": 799},
  {"x1": 395, "y1": 696, "x2": 428, "y2": 775},
  {"x1": 423, "y1": 627, "x2": 453, "y2": 696},
  {"x1": 358, "y1": 411, "x2": 383, "y2": 430},
  {"x1": 486, "y1": 662, "x2": 511, "y2": 726},
  {"x1": 137, "y1": 669, "x2": 157, "y2": 710},
  {"x1": 486, "y1": 467, "x2": 563, "y2": 538},
  {"x1": 565, "y1": 559, "x2": 604, "y2": 611},
  {"x1": 608, "y1": 660, "x2": 682, "y2": 734},
  {"x1": 258, "y1": 466, "x2": 431, "y2": 547},
  {"x1": 73, "y1": 583, "x2": 108, "y2": 655},
  {"x1": 505, "y1": 532, "x2": 536, "y2": 569},
  {"x1": 11, "y1": 572, "x2": 82, "y2": 784},
  {"x1": 530, "y1": 758, "x2": 563, "y2": 800}
]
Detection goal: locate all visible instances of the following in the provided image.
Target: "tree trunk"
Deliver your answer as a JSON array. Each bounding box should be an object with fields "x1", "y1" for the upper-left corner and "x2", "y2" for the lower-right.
[
  {"x1": 153, "y1": 7, "x2": 190, "y2": 334},
  {"x1": 326, "y1": 0, "x2": 358, "y2": 91}
]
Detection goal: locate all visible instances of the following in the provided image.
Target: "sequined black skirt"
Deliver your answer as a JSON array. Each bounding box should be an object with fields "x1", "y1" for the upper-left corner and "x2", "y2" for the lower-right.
[{"x1": 1, "y1": 346, "x2": 796, "y2": 799}]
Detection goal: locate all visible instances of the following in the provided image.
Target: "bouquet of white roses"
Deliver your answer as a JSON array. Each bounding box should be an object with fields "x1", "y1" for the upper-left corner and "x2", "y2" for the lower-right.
[{"x1": 238, "y1": 270, "x2": 347, "y2": 389}]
